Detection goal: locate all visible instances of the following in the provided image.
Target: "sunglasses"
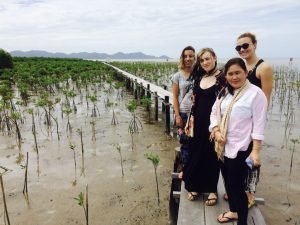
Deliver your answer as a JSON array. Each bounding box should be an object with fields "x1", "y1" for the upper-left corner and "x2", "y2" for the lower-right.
[{"x1": 235, "y1": 43, "x2": 250, "y2": 52}]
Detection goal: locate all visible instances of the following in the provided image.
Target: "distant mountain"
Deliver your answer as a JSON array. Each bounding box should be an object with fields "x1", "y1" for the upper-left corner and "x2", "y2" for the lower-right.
[{"x1": 10, "y1": 50, "x2": 171, "y2": 60}]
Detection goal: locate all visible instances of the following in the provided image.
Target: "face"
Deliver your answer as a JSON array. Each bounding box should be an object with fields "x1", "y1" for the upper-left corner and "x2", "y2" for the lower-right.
[
  {"x1": 199, "y1": 51, "x2": 216, "y2": 73},
  {"x1": 236, "y1": 37, "x2": 256, "y2": 59},
  {"x1": 225, "y1": 64, "x2": 248, "y2": 89},
  {"x1": 183, "y1": 50, "x2": 195, "y2": 69}
]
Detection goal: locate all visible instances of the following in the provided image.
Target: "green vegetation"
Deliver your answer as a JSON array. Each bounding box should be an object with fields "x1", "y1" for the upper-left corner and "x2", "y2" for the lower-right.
[
  {"x1": 145, "y1": 152, "x2": 160, "y2": 205},
  {"x1": 110, "y1": 61, "x2": 177, "y2": 88}
]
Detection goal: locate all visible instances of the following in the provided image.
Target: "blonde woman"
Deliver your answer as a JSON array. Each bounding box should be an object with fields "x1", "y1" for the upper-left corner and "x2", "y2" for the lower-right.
[{"x1": 183, "y1": 48, "x2": 225, "y2": 204}]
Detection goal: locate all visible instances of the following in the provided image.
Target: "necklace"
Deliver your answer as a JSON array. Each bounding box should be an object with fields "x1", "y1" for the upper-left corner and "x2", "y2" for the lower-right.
[{"x1": 204, "y1": 69, "x2": 219, "y2": 77}]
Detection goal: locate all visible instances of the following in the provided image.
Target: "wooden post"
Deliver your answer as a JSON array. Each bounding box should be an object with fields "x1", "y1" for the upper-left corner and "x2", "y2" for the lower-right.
[
  {"x1": 154, "y1": 92, "x2": 158, "y2": 121},
  {"x1": 147, "y1": 84, "x2": 151, "y2": 98},
  {"x1": 134, "y1": 79, "x2": 138, "y2": 99},
  {"x1": 165, "y1": 96, "x2": 170, "y2": 134},
  {"x1": 131, "y1": 79, "x2": 134, "y2": 95},
  {"x1": 0, "y1": 175, "x2": 11, "y2": 225},
  {"x1": 140, "y1": 82, "x2": 145, "y2": 97},
  {"x1": 126, "y1": 78, "x2": 130, "y2": 90},
  {"x1": 162, "y1": 85, "x2": 167, "y2": 112},
  {"x1": 138, "y1": 83, "x2": 142, "y2": 99}
]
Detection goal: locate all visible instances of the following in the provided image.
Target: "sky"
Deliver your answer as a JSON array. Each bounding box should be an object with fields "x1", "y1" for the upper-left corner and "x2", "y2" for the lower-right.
[{"x1": 0, "y1": 0, "x2": 300, "y2": 59}]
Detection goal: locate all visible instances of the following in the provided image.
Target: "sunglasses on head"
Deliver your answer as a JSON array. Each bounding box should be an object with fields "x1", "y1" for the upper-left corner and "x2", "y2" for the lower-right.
[{"x1": 235, "y1": 43, "x2": 250, "y2": 52}]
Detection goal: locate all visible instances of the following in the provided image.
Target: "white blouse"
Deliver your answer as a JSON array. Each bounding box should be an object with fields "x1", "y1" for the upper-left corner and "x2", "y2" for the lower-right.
[{"x1": 209, "y1": 84, "x2": 268, "y2": 159}]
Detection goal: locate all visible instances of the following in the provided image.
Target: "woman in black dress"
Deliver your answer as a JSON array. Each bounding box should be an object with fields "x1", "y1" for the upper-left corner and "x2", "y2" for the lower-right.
[{"x1": 183, "y1": 48, "x2": 225, "y2": 205}]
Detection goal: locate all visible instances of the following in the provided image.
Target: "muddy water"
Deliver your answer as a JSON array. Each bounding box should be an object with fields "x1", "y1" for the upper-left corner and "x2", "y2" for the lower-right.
[
  {"x1": 0, "y1": 89, "x2": 179, "y2": 225},
  {"x1": 1, "y1": 82, "x2": 300, "y2": 225}
]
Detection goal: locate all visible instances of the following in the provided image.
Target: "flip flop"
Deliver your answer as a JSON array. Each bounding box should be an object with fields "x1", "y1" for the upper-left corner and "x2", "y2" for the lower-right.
[
  {"x1": 187, "y1": 192, "x2": 199, "y2": 201},
  {"x1": 217, "y1": 212, "x2": 238, "y2": 223},
  {"x1": 248, "y1": 198, "x2": 255, "y2": 208}
]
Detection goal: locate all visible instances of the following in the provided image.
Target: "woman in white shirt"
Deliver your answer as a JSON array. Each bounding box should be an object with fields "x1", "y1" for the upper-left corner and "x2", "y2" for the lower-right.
[{"x1": 209, "y1": 58, "x2": 268, "y2": 224}]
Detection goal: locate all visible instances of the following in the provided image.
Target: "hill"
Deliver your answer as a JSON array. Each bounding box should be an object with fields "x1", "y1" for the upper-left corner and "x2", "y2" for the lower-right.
[{"x1": 10, "y1": 50, "x2": 171, "y2": 60}]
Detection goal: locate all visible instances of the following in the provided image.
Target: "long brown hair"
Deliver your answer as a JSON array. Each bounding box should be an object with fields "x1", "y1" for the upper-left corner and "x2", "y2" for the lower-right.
[{"x1": 178, "y1": 46, "x2": 195, "y2": 69}]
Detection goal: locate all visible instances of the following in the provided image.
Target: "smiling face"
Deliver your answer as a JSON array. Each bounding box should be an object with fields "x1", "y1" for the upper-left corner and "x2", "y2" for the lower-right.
[
  {"x1": 183, "y1": 49, "x2": 195, "y2": 69},
  {"x1": 199, "y1": 51, "x2": 216, "y2": 73},
  {"x1": 236, "y1": 37, "x2": 256, "y2": 60},
  {"x1": 225, "y1": 63, "x2": 248, "y2": 89}
]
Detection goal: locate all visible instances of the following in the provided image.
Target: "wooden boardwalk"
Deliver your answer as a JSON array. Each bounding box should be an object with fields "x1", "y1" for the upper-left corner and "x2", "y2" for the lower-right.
[
  {"x1": 176, "y1": 175, "x2": 267, "y2": 225},
  {"x1": 104, "y1": 62, "x2": 173, "y2": 103},
  {"x1": 106, "y1": 63, "x2": 268, "y2": 225}
]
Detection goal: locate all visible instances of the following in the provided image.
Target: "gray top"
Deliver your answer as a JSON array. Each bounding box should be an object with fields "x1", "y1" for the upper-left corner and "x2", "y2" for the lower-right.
[{"x1": 172, "y1": 71, "x2": 193, "y2": 113}]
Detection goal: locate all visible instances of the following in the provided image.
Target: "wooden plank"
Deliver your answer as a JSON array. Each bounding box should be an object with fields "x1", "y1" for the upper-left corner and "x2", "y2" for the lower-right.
[
  {"x1": 177, "y1": 182, "x2": 205, "y2": 225},
  {"x1": 248, "y1": 205, "x2": 267, "y2": 225},
  {"x1": 176, "y1": 173, "x2": 267, "y2": 225},
  {"x1": 205, "y1": 175, "x2": 236, "y2": 225}
]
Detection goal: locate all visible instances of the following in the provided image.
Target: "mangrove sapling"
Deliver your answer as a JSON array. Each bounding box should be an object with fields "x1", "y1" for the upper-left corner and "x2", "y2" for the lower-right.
[
  {"x1": 77, "y1": 128, "x2": 85, "y2": 175},
  {"x1": 107, "y1": 102, "x2": 118, "y2": 125},
  {"x1": 63, "y1": 106, "x2": 73, "y2": 136},
  {"x1": 69, "y1": 143, "x2": 77, "y2": 186},
  {"x1": 23, "y1": 152, "x2": 29, "y2": 193},
  {"x1": 127, "y1": 100, "x2": 143, "y2": 151},
  {"x1": 36, "y1": 94, "x2": 55, "y2": 136},
  {"x1": 27, "y1": 108, "x2": 40, "y2": 174},
  {"x1": 74, "y1": 185, "x2": 89, "y2": 225},
  {"x1": 90, "y1": 120, "x2": 96, "y2": 142},
  {"x1": 140, "y1": 96, "x2": 152, "y2": 123},
  {"x1": 145, "y1": 152, "x2": 160, "y2": 205},
  {"x1": 88, "y1": 95, "x2": 100, "y2": 117},
  {"x1": 0, "y1": 100, "x2": 13, "y2": 135},
  {"x1": 10, "y1": 111, "x2": 22, "y2": 148},
  {"x1": 127, "y1": 100, "x2": 143, "y2": 133},
  {"x1": 289, "y1": 138, "x2": 300, "y2": 177},
  {"x1": 113, "y1": 81, "x2": 125, "y2": 101},
  {"x1": 53, "y1": 117, "x2": 60, "y2": 141},
  {"x1": 114, "y1": 144, "x2": 124, "y2": 177}
]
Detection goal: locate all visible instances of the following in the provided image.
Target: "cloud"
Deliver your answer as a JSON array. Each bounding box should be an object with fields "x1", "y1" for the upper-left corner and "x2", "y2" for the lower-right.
[{"x1": 0, "y1": 0, "x2": 299, "y2": 57}]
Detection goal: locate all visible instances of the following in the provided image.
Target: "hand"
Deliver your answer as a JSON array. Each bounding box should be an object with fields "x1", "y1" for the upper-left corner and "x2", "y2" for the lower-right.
[
  {"x1": 215, "y1": 131, "x2": 226, "y2": 144},
  {"x1": 176, "y1": 115, "x2": 183, "y2": 128},
  {"x1": 249, "y1": 152, "x2": 261, "y2": 167}
]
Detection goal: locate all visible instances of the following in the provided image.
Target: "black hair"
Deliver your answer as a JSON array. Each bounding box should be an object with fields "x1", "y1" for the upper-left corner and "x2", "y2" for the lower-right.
[{"x1": 222, "y1": 57, "x2": 247, "y2": 96}]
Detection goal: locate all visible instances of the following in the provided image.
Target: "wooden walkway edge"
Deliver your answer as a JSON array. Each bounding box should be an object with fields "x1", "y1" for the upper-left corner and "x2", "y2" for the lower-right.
[
  {"x1": 176, "y1": 174, "x2": 267, "y2": 225},
  {"x1": 104, "y1": 62, "x2": 173, "y2": 103}
]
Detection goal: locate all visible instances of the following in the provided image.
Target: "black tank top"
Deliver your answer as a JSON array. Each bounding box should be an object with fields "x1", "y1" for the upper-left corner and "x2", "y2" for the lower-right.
[{"x1": 248, "y1": 59, "x2": 264, "y2": 88}]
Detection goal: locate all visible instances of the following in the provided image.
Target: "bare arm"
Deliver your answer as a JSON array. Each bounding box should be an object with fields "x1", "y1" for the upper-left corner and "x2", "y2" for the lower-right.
[
  {"x1": 172, "y1": 83, "x2": 183, "y2": 127},
  {"x1": 249, "y1": 139, "x2": 262, "y2": 167},
  {"x1": 258, "y1": 63, "x2": 273, "y2": 108}
]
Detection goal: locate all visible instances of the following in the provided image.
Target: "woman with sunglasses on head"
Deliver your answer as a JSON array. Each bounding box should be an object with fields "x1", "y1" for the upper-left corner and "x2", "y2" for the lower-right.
[
  {"x1": 224, "y1": 32, "x2": 273, "y2": 207},
  {"x1": 183, "y1": 48, "x2": 225, "y2": 205},
  {"x1": 210, "y1": 58, "x2": 268, "y2": 224},
  {"x1": 172, "y1": 46, "x2": 196, "y2": 179}
]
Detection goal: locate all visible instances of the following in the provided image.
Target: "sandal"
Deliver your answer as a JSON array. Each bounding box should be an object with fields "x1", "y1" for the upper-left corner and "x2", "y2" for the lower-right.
[
  {"x1": 187, "y1": 192, "x2": 199, "y2": 201},
  {"x1": 248, "y1": 197, "x2": 255, "y2": 208},
  {"x1": 205, "y1": 193, "x2": 218, "y2": 206},
  {"x1": 217, "y1": 211, "x2": 238, "y2": 223}
]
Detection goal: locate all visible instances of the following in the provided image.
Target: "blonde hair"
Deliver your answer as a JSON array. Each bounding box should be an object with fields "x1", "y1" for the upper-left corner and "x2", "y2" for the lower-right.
[{"x1": 197, "y1": 48, "x2": 216, "y2": 62}]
